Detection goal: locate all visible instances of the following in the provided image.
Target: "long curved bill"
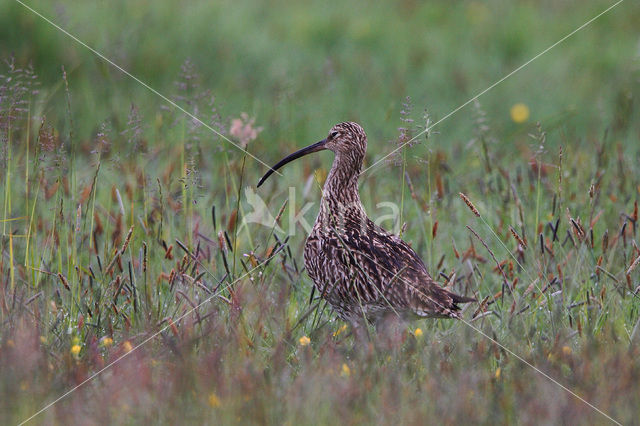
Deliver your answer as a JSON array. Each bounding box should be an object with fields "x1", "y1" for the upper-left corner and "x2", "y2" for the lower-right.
[{"x1": 257, "y1": 139, "x2": 327, "y2": 187}]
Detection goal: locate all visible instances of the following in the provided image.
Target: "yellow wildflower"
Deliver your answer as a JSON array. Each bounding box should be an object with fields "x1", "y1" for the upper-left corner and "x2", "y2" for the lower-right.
[
  {"x1": 414, "y1": 328, "x2": 423, "y2": 338},
  {"x1": 495, "y1": 367, "x2": 501, "y2": 379},
  {"x1": 122, "y1": 341, "x2": 133, "y2": 353},
  {"x1": 70, "y1": 344, "x2": 81, "y2": 356},
  {"x1": 333, "y1": 324, "x2": 347, "y2": 337},
  {"x1": 341, "y1": 363, "x2": 351, "y2": 377},
  {"x1": 510, "y1": 103, "x2": 530, "y2": 123},
  {"x1": 562, "y1": 345, "x2": 572, "y2": 356},
  {"x1": 208, "y1": 393, "x2": 221, "y2": 408},
  {"x1": 100, "y1": 337, "x2": 114, "y2": 347},
  {"x1": 299, "y1": 336, "x2": 311, "y2": 346}
]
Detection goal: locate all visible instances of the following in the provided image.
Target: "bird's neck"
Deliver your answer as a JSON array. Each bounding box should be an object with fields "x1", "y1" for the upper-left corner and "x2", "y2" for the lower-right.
[{"x1": 319, "y1": 153, "x2": 364, "y2": 219}]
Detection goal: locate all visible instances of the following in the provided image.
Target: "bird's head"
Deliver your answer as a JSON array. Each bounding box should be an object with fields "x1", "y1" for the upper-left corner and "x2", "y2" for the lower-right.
[
  {"x1": 323, "y1": 122, "x2": 367, "y2": 158},
  {"x1": 257, "y1": 121, "x2": 367, "y2": 187}
]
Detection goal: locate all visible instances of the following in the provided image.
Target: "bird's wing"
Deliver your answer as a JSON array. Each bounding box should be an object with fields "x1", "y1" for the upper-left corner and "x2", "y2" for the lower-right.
[{"x1": 336, "y1": 219, "x2": 472, "y2": 318}]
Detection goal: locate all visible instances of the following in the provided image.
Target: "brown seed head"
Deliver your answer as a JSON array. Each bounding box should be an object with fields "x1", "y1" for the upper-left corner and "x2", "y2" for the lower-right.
[
  {"x1": 509, "y1": 226, "x2": 527, "y2": 248},
  {"x1": 627, "y1": 254, "x2": 640, "y2": 276},
  {"x1": 459, "y1": 192, "x2": 480, "y2": 217}
]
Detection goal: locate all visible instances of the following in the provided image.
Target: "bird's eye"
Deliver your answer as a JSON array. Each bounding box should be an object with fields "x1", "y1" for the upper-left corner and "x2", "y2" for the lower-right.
[{"x1": 330, "y1": 131, "x2": 339, "y2": 139}]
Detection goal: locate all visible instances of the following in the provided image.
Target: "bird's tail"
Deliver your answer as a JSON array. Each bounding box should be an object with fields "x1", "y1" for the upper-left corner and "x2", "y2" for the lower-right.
[
  {"x1": 444, "y1": 290, "x2": 476, "y2": 319},
  {"x1": 449, "y1": 292, "x2": 476, "y2": 304}
]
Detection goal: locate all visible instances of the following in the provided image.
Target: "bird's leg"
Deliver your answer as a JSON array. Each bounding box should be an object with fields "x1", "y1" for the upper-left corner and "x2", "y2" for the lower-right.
[
  {"x1": 351, "y1": 321, "x2": 369, "y2": 342},
  {"x1": 350, "y1": 320, "x2": 372, "y2": 347},
  {"x1": 374, "y1": 313, "x2": 406, "y2": 349}
]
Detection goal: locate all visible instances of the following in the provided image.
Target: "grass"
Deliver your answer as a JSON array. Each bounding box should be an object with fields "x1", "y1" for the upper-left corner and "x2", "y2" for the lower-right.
[{"x1": 1, "y1": 0, "x2": 640, "y2": 424}]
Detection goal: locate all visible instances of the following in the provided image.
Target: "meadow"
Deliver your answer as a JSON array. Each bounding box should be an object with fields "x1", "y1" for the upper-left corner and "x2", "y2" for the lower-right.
[{"x1": 1, "y1": 0, "x2": 639, "y2": 424}]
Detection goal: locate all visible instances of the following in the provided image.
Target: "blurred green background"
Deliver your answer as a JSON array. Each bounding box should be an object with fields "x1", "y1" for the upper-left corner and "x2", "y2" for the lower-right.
[{"x1": 2, "y1": 0, "x2": 638, "y2": 159}]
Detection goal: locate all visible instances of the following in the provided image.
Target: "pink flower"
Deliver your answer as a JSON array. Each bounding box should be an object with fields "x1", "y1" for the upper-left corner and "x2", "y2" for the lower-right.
[{"x1": 229, "y1": 112, "x2": 263, "y2": 147}]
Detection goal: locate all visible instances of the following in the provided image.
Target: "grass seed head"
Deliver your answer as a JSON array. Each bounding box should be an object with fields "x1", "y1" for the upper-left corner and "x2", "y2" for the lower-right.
[{"x1": 459, "y1": 192, "x2": 480, "y2": 217}]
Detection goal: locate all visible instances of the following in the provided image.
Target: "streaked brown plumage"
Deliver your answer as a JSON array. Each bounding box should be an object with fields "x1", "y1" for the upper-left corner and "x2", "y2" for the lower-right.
[{"x1": 258, "y1": 122, "x2": 474, "y2": 329}]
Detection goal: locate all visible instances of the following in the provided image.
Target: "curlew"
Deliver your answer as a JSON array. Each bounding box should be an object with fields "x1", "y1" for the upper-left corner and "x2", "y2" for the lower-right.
[{"x1": 258, "y1": 122, "x2": 474, "y2": 332}]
